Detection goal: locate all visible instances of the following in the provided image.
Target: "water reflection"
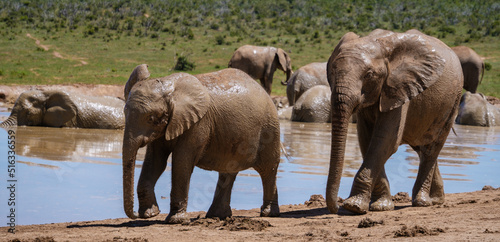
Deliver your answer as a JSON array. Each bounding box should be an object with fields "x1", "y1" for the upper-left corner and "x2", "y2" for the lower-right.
[{"x1": 0, "y1": 119, "x2": 498, "y2": 226}]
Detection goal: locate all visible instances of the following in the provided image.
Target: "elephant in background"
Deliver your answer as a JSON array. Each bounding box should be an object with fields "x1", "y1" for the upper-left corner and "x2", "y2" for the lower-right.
[
  {"x1": 326, "y1": 29, "x2": 463, "y2": 215},
  {"x1": 286, "y1": 62, "x2": 328, "y2": 106},
  {"x1": 122, "y1": 66, "x2": 280, "y2": 224},
  {"x1": 291, "y1": 85, "x2": 331, "y2": 123},
  {"x1": 456, "y1": 91, "x2": 500, "y2": 126},
  {"x1": 228, "y1": 45, "x2": 292, "y2": 94},
  {"x1": 0, "y1": 90, "x2": 125, "y2": 129},
  {"x1": 451, "y1": 46, "x2": 485, "y2": 93}
]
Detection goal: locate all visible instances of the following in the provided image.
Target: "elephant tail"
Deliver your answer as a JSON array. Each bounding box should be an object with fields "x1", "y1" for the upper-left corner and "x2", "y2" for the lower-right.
[
  {"x1": 280, "y1": 142, "x2": 290, "y2": 161},
  {"x1": 228, "y1": 59, "x2": 232, "y2": 68}
]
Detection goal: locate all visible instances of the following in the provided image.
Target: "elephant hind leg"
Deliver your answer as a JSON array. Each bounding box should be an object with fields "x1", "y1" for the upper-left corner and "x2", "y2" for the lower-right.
[
  {"x1": 411, "y1": 141, "x2": 446, "y2": 207},
  {"x1": 254, "y1": 135, "x2": 280, "y2": 217},
  {"x1": 206, "y1": 172, "x2": 238, "y2": 219}
]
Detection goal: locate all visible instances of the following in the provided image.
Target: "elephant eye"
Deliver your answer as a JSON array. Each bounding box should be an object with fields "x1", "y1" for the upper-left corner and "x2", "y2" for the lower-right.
[{"x1": 364, "y1": 71, "x2": 374, "y2": 80}]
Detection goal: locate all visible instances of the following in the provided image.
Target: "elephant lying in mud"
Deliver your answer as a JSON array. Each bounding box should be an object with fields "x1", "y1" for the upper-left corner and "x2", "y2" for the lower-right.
[
  {"x1": 0, "y1": 90, "x2": 125, "y2": 129},
  {"x1": 456, "y1": 91, "x2": 500, "y2": 126},
  {"x1": 286, "y1": 62, "x2": 328, "y2": 106},
  {"x1": 122, "y1": 65, "x2": 280, "y2": 223},
  {"x1": 291, "y1": 85, "x2": 331, "y2": 123},
  {"x1": 326, "y1": 29, "x2": 463, "y2": 214},
  {"x1": 451, "y1": 46, "x2": 485, "y2": 93},
  {"x1": 228, "y1": 45, "x2": 292, "y2": 94}
]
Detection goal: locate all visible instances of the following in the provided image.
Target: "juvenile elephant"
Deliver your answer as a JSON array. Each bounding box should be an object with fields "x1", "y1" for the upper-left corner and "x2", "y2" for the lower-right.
[
  {"x1": 0, "y1": 90, "x2": 125, "y2": 129},
  {"x1": 326, "y1": 29, "x2": 463, "y2": 214},
  {"x1": 286, "y1": 62, "x2": 328, "y2": 106},
  {"x1": 122, "y1": 66, "x2": 280, "y2": 223},
  {"x1": 291, "y1": 85, "x2": 331, "y2": 123},
  {"x1": 228, "y1": 45, "x2": 292, "y2": 94},
  {"x1": 456, "y1": 91, "x2": 500, "y2": 126},
  {"x1": 451, "y1": 46, "x2": 485, "y2": 93}
]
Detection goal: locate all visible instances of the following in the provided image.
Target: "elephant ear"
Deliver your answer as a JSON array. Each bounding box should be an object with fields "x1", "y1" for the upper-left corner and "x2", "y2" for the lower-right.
[
  {"x1": 379, "y1": 33, "x2": 445, "y2": 112},
  {"x1": 124, "y1": 64, "x2": 150, "y2": 101},
  {"x1": 276, "y1": 48, "x2": 289, "y2": 71},
  {"x1": 165, "y1": 73, "x2": 211, "y2": 141},
  {"x1": 43, "y1": 91, "x2": 77, "y2": 127}
]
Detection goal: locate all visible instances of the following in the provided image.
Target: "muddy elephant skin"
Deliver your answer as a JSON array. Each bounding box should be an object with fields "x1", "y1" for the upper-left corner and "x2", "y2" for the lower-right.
[
  {"x1": 291, "y1": 85, "x2": 331, "y2": 123},
  {"x1": 286, "y1": 62, "x2": 328, "y2": 106},
  {"x1": 228, "y1": 45, "x2": 292, "y2": 94},
  {"x1": 326, "y1": 29, "x2": 463, "y2": 215},
  {"x1": 122, "y1": 66, "x2": 280, "y2": 224},
  {"x1": 0, "y1": 90, "x2": 125, "y2": 129},
  {"x1": 456, "y1": 91, "x2": 500, "y2": 126}
]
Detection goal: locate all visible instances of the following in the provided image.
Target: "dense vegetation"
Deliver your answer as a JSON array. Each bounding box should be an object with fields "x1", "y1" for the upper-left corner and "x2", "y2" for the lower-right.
[{"x1": 1, "y1": 0, "x2": 499, "y2": 96}]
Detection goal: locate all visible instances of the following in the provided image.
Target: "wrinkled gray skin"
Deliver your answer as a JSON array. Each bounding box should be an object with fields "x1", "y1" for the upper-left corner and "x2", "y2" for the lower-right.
[
  {"x1": 122, "y1": 66, "x2": 280, "y2": 224},
  {"x1": 286, "y1": 62, "x2": 328, "y2": 106},
  {"x1": 326, "y1": 29, "x2": 463, "y2": 214},
  {"x1": 456, "y1": 91, "x2": 500, "y2": 126},
  {"x1": 451, "y1": 46, "x2": 484, "y2": 93},
  {"x1": 291, "y1": 85, "x2": 331, "y2": 123},
  {"x1": 0, "y1": 90, "x2": 125, "y2": 129},
  {"x1": 228, "y1": 45, "x2": 292, "y2": 94}
]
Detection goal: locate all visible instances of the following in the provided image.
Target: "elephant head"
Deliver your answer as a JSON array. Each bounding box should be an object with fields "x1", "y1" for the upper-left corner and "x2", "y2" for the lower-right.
[
  {"x1": 325, "y1": 30, "x2": 446, "y2": 213},
  {"x1": 122, "y1": 65, "x2": 210, "y2": 219},
  {"x1": 277, "y1": 48, "x2": 293, "y2": 85},
  {"x1": 124, "y1": 64, "x2": 150, "y2": 101},
  {"x1": 1, "y1": 90, "x2": 77, "y2": 128}
]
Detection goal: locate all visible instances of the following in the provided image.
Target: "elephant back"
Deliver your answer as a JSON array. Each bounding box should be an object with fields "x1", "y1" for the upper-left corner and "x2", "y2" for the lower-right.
[
  {"x1": 71, "y1": 94, "x2": 125, "y2": 129},
  {"x1": 291, "y1": 85, "x2": 331, "y2": 123}
]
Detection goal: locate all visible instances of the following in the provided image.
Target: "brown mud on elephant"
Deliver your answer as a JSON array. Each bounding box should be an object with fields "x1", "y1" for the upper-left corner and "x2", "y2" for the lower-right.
[
  {"x1": 0, "y1": 90, "x2": 125, "y2": 129},
  {"x1": 228, "y1": 45, "x2": 292, "y2": 94},
  {"x1": 326, "y1": 29, "x2": 463, "y2": 214},
  {"x1": 122, "y1": 65, "x2": 281, "y2": 224},
  {"x1": 456, "y1": 91, "x2": 500, "y2": 126}
]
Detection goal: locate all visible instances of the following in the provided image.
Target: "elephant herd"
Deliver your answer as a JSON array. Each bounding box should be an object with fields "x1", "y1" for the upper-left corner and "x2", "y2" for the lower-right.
[{"x1": 0, "y1": 29, "x2": 495, "y2": 223}]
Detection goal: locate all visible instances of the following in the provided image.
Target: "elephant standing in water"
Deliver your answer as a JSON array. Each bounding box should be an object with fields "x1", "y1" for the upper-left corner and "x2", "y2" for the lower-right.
[
  {"x1": 456, "y1": 91, "x2": 500, "y2": 126},
  {"x1": 122, "y1": 65, "x2": 280, "y2": 223},
  {"x1": 326, "y1": 29, "x2": 463, "y2": 214},
  {"x1": 0, "y1": 90, "x2": 124, "y2": 129},
  {"x1": 451, "y1": 46, "x2": 485, "y2": 93},
  {"x1": 228, "y1": 45, "x2": 292, "y2": 94},
  {"x1": 291, "y1": 85, "x2": 331, "y2": 123},
  {"x1": 286, "y1": 62, "x2": 328, "y2": 106}
]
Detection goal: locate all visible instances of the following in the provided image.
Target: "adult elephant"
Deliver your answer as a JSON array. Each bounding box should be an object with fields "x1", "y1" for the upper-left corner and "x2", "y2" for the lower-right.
[
  {"x1": 286, "y1": 62, "x2": 328, "y2": 106},
  {"x1": 291, "y1": 85, "x2": 331, "y2": 123},
  {"x1": 451, "y1": 46, "x2": 485, "y2": 93},
  {"x1": 326, "y1": 29, "x2": 463, "y2": 214},
  {"x1": 122, "y1": 65, "x2": 280, "y2": 224},
  {"x1": 228, "y1": 45, "x2": 292, "y2": 94},
  {"x1": 0, "y1": 90, "x2": 125, "y2": 129},
  {"x1": 456, "y1": 91, "x2": 500, "y2": 126}
]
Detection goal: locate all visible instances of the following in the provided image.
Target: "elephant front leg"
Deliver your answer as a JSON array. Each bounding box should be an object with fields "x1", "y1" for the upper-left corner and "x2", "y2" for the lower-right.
[
  {"x1": 369, "y1": 169, "x2": 394, "y2": 211},
  {"x1": 137, "y1": 140, "x2": 169, "y2": 218},
  {"x1": 165, "y1": 154, "x2": 195, "y2": 224},
  {"x1": 206, "y1": 173, "x2": 238, "y2": 219}
]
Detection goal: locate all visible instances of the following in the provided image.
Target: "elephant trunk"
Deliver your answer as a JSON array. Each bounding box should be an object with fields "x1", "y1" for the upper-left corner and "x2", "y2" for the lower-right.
[
  {"x1": 122, "y1": 131, "x2": 140, "y2": 219},
  {"x1": 0, "y1": 115, "x2": 17, "y2": 127},
  {"x1": 281, "y1": 69, "x2": 293, "y2": 85},
  {"x1": 326, "y1": 85, "x2": 358, "y2": 214}
]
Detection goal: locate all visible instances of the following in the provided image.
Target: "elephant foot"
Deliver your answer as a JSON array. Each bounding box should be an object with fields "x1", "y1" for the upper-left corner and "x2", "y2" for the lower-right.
[
  {"x1": 431, "y1": 194, "x2": 445, "y2": 205},
  {"x1": 138, "y1": 204, "x2": 160, "y2": 218},
  {"x1": 206, "y1": 204, "x2": 232, "y2": 219},
  {"x1": 412, "y1": 192, "x2": 433, "y2": 207},
  {"x1": 260, "y1": 201, "x2": 280, "y2": 217},
  {"x1": 342, "y1": 195, "x2": 369, "y2": 214},
  {"x1": 369, "y1": 197, "x2": 394, "y2": 211},
  {"x1": 165, "y1": 211, "x2": 190, "y2": 224}
]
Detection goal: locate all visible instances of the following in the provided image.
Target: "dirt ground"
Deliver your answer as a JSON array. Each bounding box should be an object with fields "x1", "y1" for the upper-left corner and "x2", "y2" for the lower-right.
[{"x1": 1, "y1": 187, "x2": 499, "y2": 241}]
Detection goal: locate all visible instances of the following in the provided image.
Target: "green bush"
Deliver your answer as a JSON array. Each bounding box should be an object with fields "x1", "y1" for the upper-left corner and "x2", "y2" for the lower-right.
[
  {"x1": 485, "y1": 62, "x2": 492, "y2": 71},
  {"x1": 174, "y1": 55, "x2": 196, "y2": 71}
]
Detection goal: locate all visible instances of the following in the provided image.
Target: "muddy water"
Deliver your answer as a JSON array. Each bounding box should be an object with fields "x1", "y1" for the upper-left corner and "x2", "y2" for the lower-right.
[{"x1": 0, "y1": 112, "x2": 499, "y2": 225}]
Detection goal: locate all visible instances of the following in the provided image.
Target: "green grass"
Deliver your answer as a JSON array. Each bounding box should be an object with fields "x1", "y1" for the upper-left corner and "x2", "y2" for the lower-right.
[{"x1": 0, "y1": 0, "x2": 499, "y2": 98}]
